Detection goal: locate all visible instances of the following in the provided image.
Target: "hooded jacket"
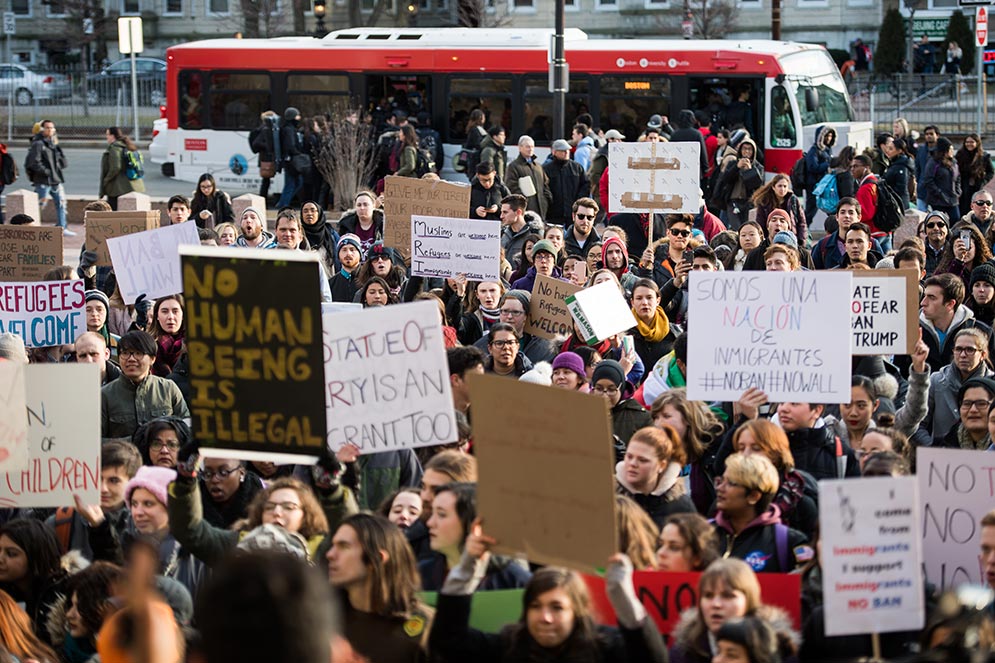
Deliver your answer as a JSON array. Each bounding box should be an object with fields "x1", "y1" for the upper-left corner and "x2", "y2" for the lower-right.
[
  {"x1": 478, "y1": 134, "x2": 507, "y2": 183},
  {"x1": 615, "y1": 461, "x2": 694, "y2": 528},
  {"x1": 601, "y1": 237, "x2": 638, "y2": 291},
  {"x1": 921, "y1": 361, "x2": 994, "y2": 444},
  {"x1": 670, "y1": 604, "x2": 801, "y2": 663},
  {"x1": 470, "y1": 177, "x2": 510, "y2": 221},
  {"x1": 235, "y1": 229, "x2": 277, "y2": 249},
  {"x1": 100, "y1": 139, "x2": 145, "y2": 198},
  {"x1": 883, "y1": 152, "x2": 914, "y2": 210},
  {"x1": 337, "y1": 208, "x2": 385, "y2": 253},
  {"x1": 713, "y1": 506, "x2": 809, "y2": 573},
  {"x1": 783, "y1": 421, "x2": 860, "y2": 481},
  {"x1": 25, "y1": 131, "x2": 66, "y2": 186},
  {"x1": 501, "y1": 216, "x2": 544, "y2": 268},
  {"x1": 714, "y1": 138, "x2": 764, "y2": 207},
  {"x1": 803, "y1": 125, "x2": 835, "y2": 191},
  {"x1": 607, "y1": 381, "x2": 654, "y2": 450}
]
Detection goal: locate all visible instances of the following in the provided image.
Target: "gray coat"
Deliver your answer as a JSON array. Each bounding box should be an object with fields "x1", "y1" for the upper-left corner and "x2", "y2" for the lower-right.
[{"x1": 924, "y1": 363, "x2": 994, "y2": 444}]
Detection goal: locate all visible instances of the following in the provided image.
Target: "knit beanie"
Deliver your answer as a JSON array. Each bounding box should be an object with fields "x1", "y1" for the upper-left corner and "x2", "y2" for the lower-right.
[
  {"x1": 0, "y1": 333, "x2": 28, "y2": 364},
  {"x1": 531, "y1": 239, "x2": 557, "y2": 258},
  {"x1": 767, "y1": 208, "x2": 793, "y2": 227},
  {"x1": 971, "y1": 263, "x2": 995, "y2": 290},
  {"x1": 591, "y1": 359, "x2": 626, "y2": 388},
  {"x1": 125, "y1": 465, "x2": 177, "y2": 506},
  {"x1": 504, "y1": 289, "x2": 531, "y2": 313},
  {"x1": 240, "y1": 207, "x2": 266, "y2": 230},
  {"x1": 85, "y1": 289, "x2": 110, "y2": 312},
  {"x1": 337, "y1": 233, "x2": 362, "y2": 254},
  {"x1": 772, "y1": 230, "x2": 799, "y2": 251},
  {"x1": 551, "y1": 351, "x2": 586, "y2": 378},
  {"x1": 365, "y1": 241, "x2": 394, "y2": 263},
  {"x1": 519, "y1": 362, "x2": 552, "y2": 386}
]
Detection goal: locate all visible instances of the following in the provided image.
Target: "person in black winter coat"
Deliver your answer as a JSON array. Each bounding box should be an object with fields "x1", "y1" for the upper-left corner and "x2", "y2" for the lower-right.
[
  {"x1": 469, "y1": 162, "x2": 509, "y2": 221},
  {"x1": 803, "y1": 125, "x2": 836, "y2": 222},
  {"x1": 884, "y1": 137, "x2": 914, "y2": 210},
  {"x1": 776, "y1": 402, "x2": 860, "y2": 480},
  {"x1": 276, "y1": 106, "x2": 306, "y2": 209},
  {"x1": 922, "y1": 136, "x2": 961, "y2": 220},
  {"x1": 300, "y1": 200, "x2": 340, "y2": 272},
  {"x1": 190, "y1": 173, "x2": 234, "y2": 230},
  {"x1": 593, "y1": 361, "x2": 654, "y2": 457},
  {"x1": 249, "y1": 110, "x2": 280, "y2": 199},
  {"x1": 544, "y1": 139, "x2": 589, "y2": 225},
  {"x1": 614, "y1": 426, "x2": 695, "y2": 529},
  {"x1": 669, "y1": 110, "x2": 709, "y2": 178}
]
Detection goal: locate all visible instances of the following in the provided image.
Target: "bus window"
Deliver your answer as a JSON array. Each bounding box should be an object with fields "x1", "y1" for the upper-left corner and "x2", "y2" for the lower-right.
[
  {"x1": 366, "y1": 74, "x2": 430, "y2": 129},
  {"x1": 599, "y1": 76, "x2": 670, "y2": 140},
  {"x1": 209, "y1": 72, "x2": 270, "y2": 130},
  {"x1": 523, "y1": 76, "x2": 590, "y2": 144},
  {"x1": 288, "y1": 73, "x2": 349, "y2": 117},
  {"x1": 448, "y1": 77, "x2": 512, "y2": 142},
  {"x1": 770, "y1": 85, "x2": 796, "y2": 148},
  {"x1": 688, "y1": 77, "x2": 760, "y2": 138},
  {"x1": 179, "y1": 70, "x2": 204, "y2": 130},
  {"x1": 780, "y1": 50, "x2": 853, "y2": 124}
]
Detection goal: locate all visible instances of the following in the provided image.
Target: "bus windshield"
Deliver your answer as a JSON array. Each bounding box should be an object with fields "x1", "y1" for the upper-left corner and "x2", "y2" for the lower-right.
[{"x1": 781, "y1": 50, "x2": 854, "y2": 125}]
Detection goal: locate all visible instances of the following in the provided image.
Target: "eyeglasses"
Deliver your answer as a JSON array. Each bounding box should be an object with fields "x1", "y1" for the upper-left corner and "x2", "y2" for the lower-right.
[
  {"x1": 201, "y1": 467, "x2": 240, "y2": 482},
  {"x1": 489, "y1": 339, "x2": 519, "y2": 348},
  {"x1": 961, "y1": 399, "x2": 992, "y2": 411},
  {"x1": 371, "y1": 254, "x2": 390, "y2": 262},
  {"x1": 155, "y1": 441, "x2": 180, "y2": 451},
  {"x1": 954, "y1": 346, "x2": 980, "y2": 356},
  {"x1": 974, "y1": 200, "x2": 993, "y2": 206},
  {"x1": 925, "y1": 222, "x2": 946, "y2": 229},
  {"x1": 533, "y1": 253, "x2": 554, "y2": 261},
  {"x1": 669, "y1": 228, "x2": 692, "y2": 237},
  {"x1": 119, "y1": 350, "x2": 148, "y2": 360},
  {"x1": 262, "y1": 501, "x2": 302, "y2": 513},
  {"x1": 499, "y1": 309, "x2": 525, "y2": 317},
  {"x1": 575, "y1": 213, "x2": 596, "y2": 221},
  {"x1": 714, "y1": 475, "x2": 742, "y2": 489},
  {"x1": 592, "y1": 385, "x2": 620, "y2": 395}
]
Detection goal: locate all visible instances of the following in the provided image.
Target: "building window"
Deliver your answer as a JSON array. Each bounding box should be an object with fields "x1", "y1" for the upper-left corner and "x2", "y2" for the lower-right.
[
  {"x1": 596, "y1": 0, "x2": 617, "y2": 10},
  {"x1": 47, "y1": 0, "x2": 67, "y2": 16},
  {"x1": 208, "y1": 0, "x2": 229, "y2": 15},
  {"x1": 121, "y1": 0, "x2": 140, "y2": 15},
  {"x1": 644, "y1": 0, "x2": 669, "y2": 7},
  {"x1": 164, "y1": 0, "x2": 183, "y2": 15},
  {"x1": 512, "y1": 0, "x2": 535, "y2": 11},
  {"x1": 11, "y1": 0, "x2": 30, "y2": 16}
]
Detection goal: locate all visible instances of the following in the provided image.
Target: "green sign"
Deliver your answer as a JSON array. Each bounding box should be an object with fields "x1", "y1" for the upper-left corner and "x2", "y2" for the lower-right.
[
  {"x1": 910, "y1": 16, "x2": 951, "y2": 41},
  {"x1": 420, "y1": 590, "x2": 523, "y2": 633}
]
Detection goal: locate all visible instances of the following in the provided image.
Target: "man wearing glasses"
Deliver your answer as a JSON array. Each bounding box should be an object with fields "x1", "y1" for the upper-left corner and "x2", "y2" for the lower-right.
[
  {"x1": 101, "y1": 330, "x2": 190, "y2": 440},
  {"x1": 920, "y1": 210, "x2": 950, "y2": 276},
  {"x1": 563, "y1": 197, "x2": 602, "y2": 259},
  {"x1": 634, "y1": 214, "x2": 693, "y2": 289},
  {"x1": 482, "y1": 322, "x2": 533, "y2": 378},
  {"x1": 962, "y1": 191, "x2": 994, "y2": 238}
]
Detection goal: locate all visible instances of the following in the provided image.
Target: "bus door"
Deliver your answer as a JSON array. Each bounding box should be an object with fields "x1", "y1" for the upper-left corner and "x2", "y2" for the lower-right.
[
  {"x1": 686, "y1": 76, "x2": 764, "y2": 145},
  {"x1": 365, "y1": 74, "x2": 432, "y2": 132}
]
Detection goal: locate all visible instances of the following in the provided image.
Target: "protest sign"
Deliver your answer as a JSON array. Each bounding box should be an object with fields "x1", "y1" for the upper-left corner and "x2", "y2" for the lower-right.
[
  {"x1": 607, "y1": 141, "x2": 700, "y2": 214},
  {"x1": 565, "y1": 280, "x2": 637, "y2": 344},
  {"x1": 84, "y1": 210, "x2": 160, "y2": 266},
  {"x1": 420, "y1": 590, "x2": 524, "y2": 634},
  {"x1": 851, "y1": 270, "x2": 918, "y2": 355},
  {"x1": 469, "y1": 373, "x2": 617, "y2": 573},
  {"x1": 524, "y1": 274, "x2": 581, "y2": 340},
  {"x1": 383, "y1": 176, "x2": 471, "y2": 262},
  {"x1": 323, "y1": 301, "x2": 456, "y2": 453},
  {"x1": 0, "y1": 226, "x2": 63, "y2": 281},
  {"x1": 181, "y1": 245, "x2": 326, "y2": 464},
  {"x1": 584, "y1": 571, "x2": 801, "y2": 642},
  {"x1": 686, "y1": 271, "x2": 852, "y2": 403},
  {"x1": 108, "y1": 221, "x2": 201, "y2": 305},
  {"x1": 918, "y1": 447, "x2": 995, "y2": 592},
  {"x1": 410, "y1": 215, "x2": 501, "y2": 281},
  {"x1": 0, "y1": 362, "x2": 28, "y2": 473},
  {"x1": 0, "y1": 364, "x2": 101, "y2": 508},
  {"x1": 0, "y1": 279, "x2": 86, "y2": 347},
  {"x1": 819, "y1": 477, "x2": 924, "y2": 636}
]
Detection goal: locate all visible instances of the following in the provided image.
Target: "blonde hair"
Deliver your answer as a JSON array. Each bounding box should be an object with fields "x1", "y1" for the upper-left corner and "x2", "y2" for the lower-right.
[{"x1": 615, "y1": 495, "x2": 660, "y2": 570}]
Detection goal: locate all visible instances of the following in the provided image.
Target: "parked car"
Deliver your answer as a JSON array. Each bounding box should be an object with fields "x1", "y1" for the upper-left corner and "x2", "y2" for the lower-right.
[
  {"x1": 86, "y1": 57, "x2": 166, "y2": 106},
  {"x1": 0, "y1": 64, "x2": 72, "y2": 105}
]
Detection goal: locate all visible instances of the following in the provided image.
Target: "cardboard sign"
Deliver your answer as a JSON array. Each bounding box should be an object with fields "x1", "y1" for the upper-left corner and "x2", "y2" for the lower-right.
[
  {"x1": 383, "y1": 176, "x2": 471, "y2": 262},
  {"x1": 0, "y1": 364, "x2": 101, "y2": 508},
  {"x1": 0, "y1": 362, "x2": 28, "y2": 473},
  {"x1": 84, "y1": 210, "x2": 160, "y2": 266},
  {"x1": 469, "y1": 373, "x2": 617, "y2": 573},
  {"x1": 0, "y1": 226, "x2": 63, "y2": 281},
  {"x1": 607, "y1": 141, "x2": 701, "y2": 214},
  {"x1": 851, "y1": 270, "x2": 919, "y2": 355},
  {"x1": 686, "y1": 271, "x2": 853, "y2": 403},
  {"x1": 584, "y1": 571, "x2": 802, "y2": 642},
  {"x1": 565, "y1": 280, "x2": 637, "y2": 344},
  {"x1": 524, "y1": 274, "x2": 581, "y2": 340},
  {"x1": 108, "y1": 221, "x2": 201, "y2": 305},
  {"x1": 181, "y1": 245, "x2": 326, "y2": 464},
  {"x1": 917, "y1": 447, "x2": 995, "y2": 592},
  {"x1": 0, "y1": 279, "x2": 86, "y2": 347},
  {"x1": 410, "y1": 215, "x2": 501, "y2": 281},
  {"x1": 323, "y1": 301, "x2": 456, "y2": 453},
  {"x1": 819, "y1": 477, "x2": 924, "y2": 636}
]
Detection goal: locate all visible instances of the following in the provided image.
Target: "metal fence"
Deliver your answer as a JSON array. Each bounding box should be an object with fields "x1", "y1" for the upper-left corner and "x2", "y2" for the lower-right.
[
  {"x1": 0, "y1": 64, "x2": 162, "y2": 143},
  {"x1": 850, "y1": 73, "x2": 993, "y2": 137}
]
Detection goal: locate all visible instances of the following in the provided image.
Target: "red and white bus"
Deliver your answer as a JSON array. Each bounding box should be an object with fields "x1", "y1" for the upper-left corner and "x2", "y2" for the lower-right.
[{"x1": 151, "y1": 28, "x2": 870, "y2": 190}]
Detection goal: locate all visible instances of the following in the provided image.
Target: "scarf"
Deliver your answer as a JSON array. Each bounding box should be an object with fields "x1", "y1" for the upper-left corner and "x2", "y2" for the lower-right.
[
  {"x1": 153, "y1": 333, "x2": 184, "y2": 377},
  {"x1": 63, "y1": 634, "x2": 96, "y2": 663},
  {"x1": 479, "y1": 305, "x2": 501, "y2": 327},
  {"x1": 633, "y1": 305, "x2": 670, "y2": 342},
  {"x1": 958, "y1": 424, "x2": 991, "y2": 451}
]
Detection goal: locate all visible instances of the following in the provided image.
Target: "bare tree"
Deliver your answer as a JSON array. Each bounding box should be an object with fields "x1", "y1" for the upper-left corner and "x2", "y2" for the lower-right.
[
  {"x1": 690, "y1": 0, "x2": 738, "y2": 39},
  {"x1": 315, "y1": 107, "x2": 377, "y2": 212}
]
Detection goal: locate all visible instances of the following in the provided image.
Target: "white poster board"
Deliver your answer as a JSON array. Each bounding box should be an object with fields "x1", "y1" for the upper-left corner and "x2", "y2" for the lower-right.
[
  {"x1": 0, "y1": 280, "x2": 87, "y2": 347},
  {"x1": 0, "y1": 364, "x2": 101, "y2": 508},
  {"x1": 410, "y1": 216, "x2": 501, "y2": 281},
  {"x1": 108, "y1": 221, "x2": 201, "y2": 304},
  {"x1": 607, "y1": 141, "x2": 701, "y2": 214},
  {"x1": 851, "y1": 270, "x2": 919, "y2": 356},
  {"x1": 565, "y1": 280, "x2": 637, "y2": 344},
  {"x1": 819, "y1": 476, "x2": 924, "y2": 636},
  {"x1": 918, "y1": 447, "x2": 995, "y2": 592},
  {"x1": 0, "y1": 362, "x2": 28, "y2": 473},
  {"x1": 686, "y1": 271, "x2": 853, "y2": 403},
  {"x1": 322, "y1": 301, "x2": 456, "y2": 453}
]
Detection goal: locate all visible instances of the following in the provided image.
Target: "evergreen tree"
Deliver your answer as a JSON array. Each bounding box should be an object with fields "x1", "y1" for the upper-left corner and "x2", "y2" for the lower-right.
[
  {"x1": 945, "y1": 10, "x2": 975, "y2": 74},
  {"x1": 876, "y1": 8, "x2": 907, "y2": 75}
]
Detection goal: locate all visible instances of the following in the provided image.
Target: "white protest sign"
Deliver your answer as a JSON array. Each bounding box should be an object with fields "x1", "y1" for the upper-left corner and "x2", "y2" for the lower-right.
[
  {"x1": 322, "y1": 301, "x2": 456, "y2": 453},
  {"x1": 686, "y1": 271, "x2": 852, "y2": 403},
  {"x1": 0, "y1": 364, "x2": 101, "y2": 508},
  {"x1": 410, "y1": 216, "x2": 501, "y2": 281},
  {"x1": 917, "y1": 447, "x2": 995, "y2": 592},
  {"x1": 107, "y1": 221, "x2": 201, "y2": 304},
  {"x1": 565, "y1": 280, "x2": 637, "y2": 344},
  {"x1": 819, "y1": 476, "x2": 924, "y2": 636},
  {"x1": 322, "y1": 302, "x2": 362, "y2": 315},
  {"x1": 0, "y1": 280, "x2": 86, "y2": 347},
  {"x1": 0, "y1": 362, "x2": 28, "y2": 473},
  {"x1": 607, "y1": 141, "x2": 700, "y2": 214},
  {"x1": 851, "y1": 270, "x2": 919, "y2": 356}
]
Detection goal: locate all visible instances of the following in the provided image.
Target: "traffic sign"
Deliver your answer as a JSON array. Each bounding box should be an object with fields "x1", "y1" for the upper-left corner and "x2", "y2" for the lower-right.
[
  {"x1": 3, "y1": 12, "x2": 15, "y2": 35},
  {"x1": 117, "y1": 17, "x2": 143, "y2": 54},
  {"x1": 978, "y1": 6, "x2": 988, "y2": 47}
]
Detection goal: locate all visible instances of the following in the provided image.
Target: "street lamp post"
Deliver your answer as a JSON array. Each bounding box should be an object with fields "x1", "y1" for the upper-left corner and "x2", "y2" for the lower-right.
[{"x1": 313, "y1": 0, "x2": 326, "y2": 37}]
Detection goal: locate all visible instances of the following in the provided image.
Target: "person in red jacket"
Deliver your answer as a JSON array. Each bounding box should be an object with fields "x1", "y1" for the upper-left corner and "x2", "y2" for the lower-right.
[{"x1": 852, "y1": 153, "x2": 892, "y2": 251}]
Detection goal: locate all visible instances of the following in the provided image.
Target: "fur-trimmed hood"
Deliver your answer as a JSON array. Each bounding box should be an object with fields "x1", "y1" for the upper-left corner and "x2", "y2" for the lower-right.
[
  {"x1": 671, "y1": 604, "x2": 801, "y2": 660},
  {"x1": 45, "y1": 551, "x2": 91, "y2": 647}
]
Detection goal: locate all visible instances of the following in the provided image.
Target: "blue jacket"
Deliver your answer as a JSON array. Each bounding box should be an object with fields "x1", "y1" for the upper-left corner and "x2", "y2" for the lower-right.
[
  {"x1": 803, "y1": 125, "x2": 835, "y2": 191},
  {"x1": 811, "y1": 231, "x2": 884, "y2": 270}
]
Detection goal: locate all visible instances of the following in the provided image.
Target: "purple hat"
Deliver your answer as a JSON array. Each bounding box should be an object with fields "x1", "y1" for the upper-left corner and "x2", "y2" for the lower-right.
[
  {"x1": 552, "y1": 351, "x2": 586, "y2": 378},
  {"x1": 125, "y1": 465, "x2": 177, "y2": 506}
]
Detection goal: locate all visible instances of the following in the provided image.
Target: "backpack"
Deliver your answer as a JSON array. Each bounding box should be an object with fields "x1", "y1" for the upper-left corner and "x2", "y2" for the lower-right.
[
  {"x1": 123, "y1": 149, "x2": 144, "y2": 180},
  {"x1": 872, "y1": 177, "x2": 904, "y2": 233},
  {"x1": 0, "y1": 150, "x2": 16, "y2": 186},
  {"x1": 414, "y1": 148, "x2": 435, "y2": 178},
  {"x1": 790, "y1": 156, "x2": 807, "y2": 192},
  {"x1": 53, "y1": 507, "x2": 75, "y2": 555},
  {"x1": 813, "y1": 172, "x2": 839, "y2": 213}
]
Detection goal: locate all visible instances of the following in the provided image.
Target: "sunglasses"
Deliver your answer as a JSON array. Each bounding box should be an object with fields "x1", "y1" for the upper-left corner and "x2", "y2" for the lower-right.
[
  {"x1": 925, "y1": 221, "x2": 946, "y2": 229},
  {"x1": 669, "y1": 228, "x2": 692, "y2": 237},
  {"x1": 575, "y1": 213, "x2": 596, "y2": 221},
  {"x1": 974, "y1": 200, "x2": 993, "y2": 207}
]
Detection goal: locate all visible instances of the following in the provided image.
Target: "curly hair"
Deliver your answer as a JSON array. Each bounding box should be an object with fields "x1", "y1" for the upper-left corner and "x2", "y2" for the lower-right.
[
  {"x1": 650, "y1": 388, "x2": 723, "y2": 464},
  {"x1": 245, "y1": 478, "x2": 329, "y2": 540},
  {"x1": 936, "y1": 221, "x2": 993, "y2": 275},
  {"x1": 65, "y1": 561, "x2": 124, "y2": 638}
]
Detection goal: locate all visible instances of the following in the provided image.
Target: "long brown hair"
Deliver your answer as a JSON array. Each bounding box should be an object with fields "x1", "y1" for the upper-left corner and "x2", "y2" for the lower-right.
[
  {"x1": 731, "y1": 419, "x2": 796, "y2": 474},
  {"x1": 506, "y1": 567, "x2": 602, "y2": 652},
  {"x1": 650, "y1": 389, "x2": 722, "y2": 463},
  {"x1": 936, "y1": 221, "x2": 993, "y2": 274},
  {"x1": 150, "y1": 294, "x2": 186, "y2": 340},
  {"x1": 680, "y1": 558, "x2": 764, "y2": 657},
  {"x1": 0, "y1": 589, "x2": 59, "y2": 663},
  {"x1": 751, "y1": 173, "x2": 793, "y2": 208},
  {"x1": 956, "y1": 133, "x2": 987, "y2": 181},
  {"x1": 107, "y1": 126, "x2": 138, "y2": 152},
  {"x1": 615, "y1": 495, "x2": 660, "y2": 570},
  {"x1": 244, "y1": 477, "x2": 329, "y2": 539}
]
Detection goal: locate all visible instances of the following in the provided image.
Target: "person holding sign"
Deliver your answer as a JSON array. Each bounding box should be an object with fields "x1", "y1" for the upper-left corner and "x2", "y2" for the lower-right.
[
  {"x1": 634, "y1": 214, "x2": 694, "y2": 290},
  {"x1": 911, "y1": 273, "x2": 995, "y2": 374},
  {"x1": 934, "y1": 221, "x2": 992, "y2": 284},
  {"x1": 712, "y1": 453, "x2": 810, "y2": 573}
]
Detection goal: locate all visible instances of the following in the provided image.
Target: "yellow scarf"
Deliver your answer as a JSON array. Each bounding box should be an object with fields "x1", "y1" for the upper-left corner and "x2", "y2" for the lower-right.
[{"x1": 633, "y1": 306, "x2": 670, "y2": 342}]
